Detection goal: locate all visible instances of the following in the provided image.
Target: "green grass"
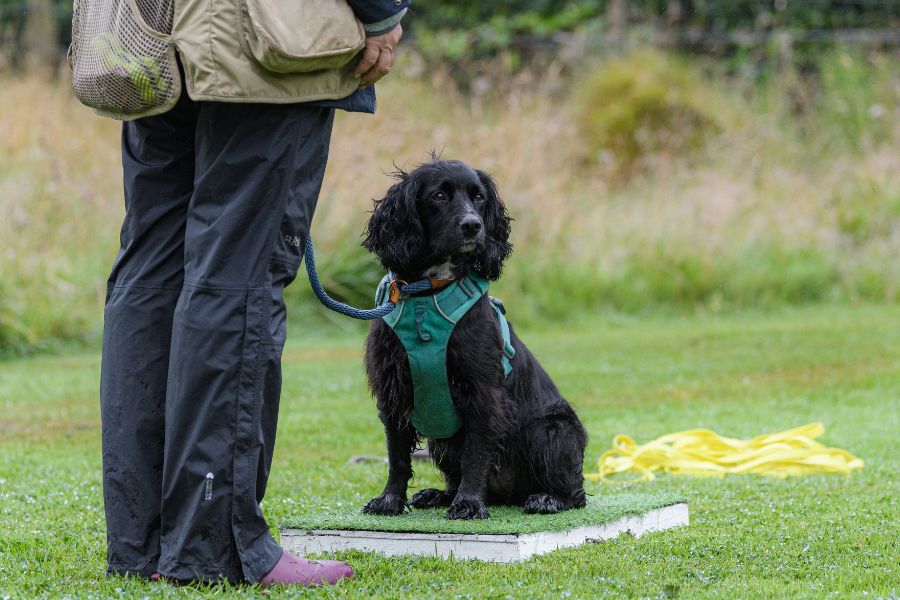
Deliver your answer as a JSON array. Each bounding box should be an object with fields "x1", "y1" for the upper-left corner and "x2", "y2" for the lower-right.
[
  {"x1": 283, "y1": 494, "x2": 686, "y2": 535},
  {"x1": 1, "y1": 304, "x2": 898, "y2": 598}
]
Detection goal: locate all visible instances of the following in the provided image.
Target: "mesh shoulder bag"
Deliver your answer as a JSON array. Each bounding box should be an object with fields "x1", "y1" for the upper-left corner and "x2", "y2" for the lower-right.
[{"x1": 68, "y1": 0, "x2": 180, "y2": 120}]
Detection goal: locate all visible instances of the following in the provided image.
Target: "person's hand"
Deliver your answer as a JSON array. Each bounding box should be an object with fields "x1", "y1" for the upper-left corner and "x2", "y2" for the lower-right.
[{"x1": 353, "y1": 25, "x2": 403, "y2": 87}]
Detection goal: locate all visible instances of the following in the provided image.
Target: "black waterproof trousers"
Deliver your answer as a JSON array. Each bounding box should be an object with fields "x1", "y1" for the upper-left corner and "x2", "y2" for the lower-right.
[{"x1": 100, "y1": 90, "x2": 334, "y2": 583}]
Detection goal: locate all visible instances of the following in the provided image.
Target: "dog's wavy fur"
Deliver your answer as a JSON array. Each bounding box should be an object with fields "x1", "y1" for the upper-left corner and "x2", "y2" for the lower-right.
[{"x1": 361, "y1": 159, "x2": 587, "y2": 519}]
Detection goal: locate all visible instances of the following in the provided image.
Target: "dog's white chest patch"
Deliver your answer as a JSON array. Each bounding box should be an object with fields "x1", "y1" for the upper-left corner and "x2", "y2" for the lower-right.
[{"x1": 423, "y1": 261, "x2": 455, "y2": 280}]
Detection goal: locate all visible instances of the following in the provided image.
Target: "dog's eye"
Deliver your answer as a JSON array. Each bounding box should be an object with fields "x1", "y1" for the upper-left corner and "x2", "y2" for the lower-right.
[
  {"x1": 432, "y1": 192, "x2": 447, "y2": 202},
  {"x1": 474, "y1": 193, "x2": 486, "y2": 203}
]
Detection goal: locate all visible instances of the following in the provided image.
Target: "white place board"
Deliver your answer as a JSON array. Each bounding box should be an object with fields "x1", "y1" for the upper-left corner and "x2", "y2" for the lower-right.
[{"x1": 281, "y1": 502, "x2": 688, "y2": 563}]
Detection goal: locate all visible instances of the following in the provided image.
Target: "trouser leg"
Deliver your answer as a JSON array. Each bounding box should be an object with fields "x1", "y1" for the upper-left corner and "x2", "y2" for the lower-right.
[
  {"x1": 157, "y1": 101, "x2": 334, "y2": 583},
  {"x1": 256, "y1": 217, "x2": 307, "y2": 502},
  {"x1": 101, "y1": 92, "x2": 196, "y2": 578}
]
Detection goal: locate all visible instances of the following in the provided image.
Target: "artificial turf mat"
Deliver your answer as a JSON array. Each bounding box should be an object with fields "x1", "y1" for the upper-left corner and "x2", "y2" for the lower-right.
[{"x1": 281, "y1": 492, "x2": 685, "y2": 535}]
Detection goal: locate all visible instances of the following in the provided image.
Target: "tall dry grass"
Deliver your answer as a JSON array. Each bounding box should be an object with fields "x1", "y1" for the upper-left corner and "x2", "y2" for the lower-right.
[{"x1": 1, "y1": 48, "x2": 898, "y2": 354}]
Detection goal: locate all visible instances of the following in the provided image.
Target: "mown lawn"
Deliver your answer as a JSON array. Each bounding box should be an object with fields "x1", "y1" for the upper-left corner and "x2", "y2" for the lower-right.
[{"x1": 1, "y1": 304, "x2": 897, "y2": 598}]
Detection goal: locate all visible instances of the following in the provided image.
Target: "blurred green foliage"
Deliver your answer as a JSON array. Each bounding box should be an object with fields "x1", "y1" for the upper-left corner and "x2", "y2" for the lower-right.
[
  {"x1": 409, "y1": 1, "x2": 602, "y2": 61},
  {"x1": 817, "y1": 48, "x2": 898, "y2": 150},
  {"x1": 0, "y1": 0, "x2": 71, "y2": 67},
  {"x1": 1, "y1": 0, "x2": 898, "y2": 69},
  {"x1": 575, "y1": 49, "x2": 722, "y2": 175},
  {"x1": 1, "y1": 3, "x2": 898, "y2": 355},
  {"x1": 407, "y1": 0, "x2": 899, "y2": 63}
]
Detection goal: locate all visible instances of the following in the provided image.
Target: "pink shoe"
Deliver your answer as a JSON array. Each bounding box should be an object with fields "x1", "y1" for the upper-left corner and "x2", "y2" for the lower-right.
[{"x1": 259, "y1": 550, "x2": 353, "y2": 587}]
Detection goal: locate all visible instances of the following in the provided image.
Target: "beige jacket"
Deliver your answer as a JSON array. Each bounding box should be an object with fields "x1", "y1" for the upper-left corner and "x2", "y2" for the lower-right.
[
  {"x1": 70, "y1": 0, "x2": 406, "y2": 119},
  {"x1": 174, "y1": 0, "x2": 365, "y2": 103}
]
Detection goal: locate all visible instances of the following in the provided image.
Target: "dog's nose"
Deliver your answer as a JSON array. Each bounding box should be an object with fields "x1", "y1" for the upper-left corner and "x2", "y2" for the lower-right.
[{"x1": 460, "y1": 216, "x2": 482, "y2": 238}]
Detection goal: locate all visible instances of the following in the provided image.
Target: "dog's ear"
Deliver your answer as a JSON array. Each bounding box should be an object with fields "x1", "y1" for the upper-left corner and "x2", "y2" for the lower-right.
[
  {"x1": 362, "y1": 173, "x2": 425, "y2": 274},
  {"x1": 474, "y1": 170, "x2": 513, "y2": 280}
]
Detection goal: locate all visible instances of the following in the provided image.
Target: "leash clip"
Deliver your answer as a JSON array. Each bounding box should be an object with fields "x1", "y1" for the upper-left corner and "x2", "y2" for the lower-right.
[{"x1": 388, "y1": 279, "x2": 409, "y2": 304}]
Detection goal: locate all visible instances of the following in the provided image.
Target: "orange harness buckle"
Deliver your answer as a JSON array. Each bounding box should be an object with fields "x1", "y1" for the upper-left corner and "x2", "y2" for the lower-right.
[{"x1": 388, "y1": 279, "x2": 408, "y2": 304}]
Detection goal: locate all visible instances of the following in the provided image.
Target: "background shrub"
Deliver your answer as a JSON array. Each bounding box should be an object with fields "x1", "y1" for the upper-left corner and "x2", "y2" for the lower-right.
[{"x1": 574, "y1": 49, "x2": 724, "y2": 177}]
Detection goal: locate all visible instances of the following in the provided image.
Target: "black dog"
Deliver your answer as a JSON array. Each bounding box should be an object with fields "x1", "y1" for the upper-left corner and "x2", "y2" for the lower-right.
[{"x1": 361, "y1": 159, "x2": 587, "y2": 520}]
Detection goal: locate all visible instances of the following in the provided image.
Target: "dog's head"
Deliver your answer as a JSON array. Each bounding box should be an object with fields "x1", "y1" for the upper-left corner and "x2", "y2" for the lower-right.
[{"x1": 363, "y1": 159, "x2": 512, "y2": 281}]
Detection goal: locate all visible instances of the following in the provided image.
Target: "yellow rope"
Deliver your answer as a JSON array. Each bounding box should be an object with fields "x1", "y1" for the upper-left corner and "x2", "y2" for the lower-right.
[{"x1": 585, "y1": 422, "x2": 863, "y2": 482}]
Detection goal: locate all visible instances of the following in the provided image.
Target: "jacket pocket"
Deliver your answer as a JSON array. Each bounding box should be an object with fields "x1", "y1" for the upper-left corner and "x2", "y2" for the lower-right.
[{"x1": 241, "y1": 0, "x2": 365, "y2": 74}]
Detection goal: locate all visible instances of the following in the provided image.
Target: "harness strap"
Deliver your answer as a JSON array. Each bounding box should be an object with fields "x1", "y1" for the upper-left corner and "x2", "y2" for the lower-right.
[
  {"x1": 490, "y1": 297, "x2": 516, "y2": 376},
  {"x1": 379, "y1": 274, "x2": 516, "y2": 439}
]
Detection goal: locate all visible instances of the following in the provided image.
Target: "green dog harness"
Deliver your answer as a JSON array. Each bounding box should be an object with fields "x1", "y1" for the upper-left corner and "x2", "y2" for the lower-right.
[{"x1": 375, "y1": 274, "x2": 516, "y2": 438}]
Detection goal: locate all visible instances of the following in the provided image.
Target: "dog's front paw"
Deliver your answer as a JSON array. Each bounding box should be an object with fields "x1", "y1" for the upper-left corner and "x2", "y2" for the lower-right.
[
  {"x1": 523, "y1": 493, "x2": 564, "y2": 514},
  {"x1": 362, "y1": 493, "x2": 408, "y2": 516},
  {"x1": 446, "y1": 496, "x2": 489, "y2": 520},
  {"x1": 411, "y1": 488, "x2": 454, "y2": 509}
]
